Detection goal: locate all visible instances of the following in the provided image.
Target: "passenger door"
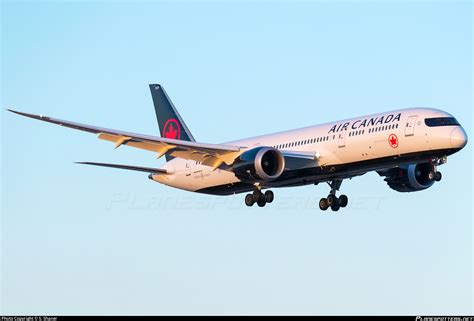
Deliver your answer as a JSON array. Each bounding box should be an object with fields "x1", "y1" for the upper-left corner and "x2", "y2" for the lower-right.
[
  {"x1": 338, "y1": 132, "x2": 345, "y2": 148},
  {"x1": 405, "y1": 115, "x2": 418, "y2": 136},
  {"x1": 185, "y1": 161, "x2": 192, "y2": 177}
]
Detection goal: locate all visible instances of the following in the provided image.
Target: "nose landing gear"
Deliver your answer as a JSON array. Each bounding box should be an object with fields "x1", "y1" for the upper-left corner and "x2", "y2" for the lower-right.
[
  {"x1": 245, "y1": 189, "x2": 274, "y2": 207},
  {"x1": 319, "y1": 179, "x2": 348, "y2": 212}
]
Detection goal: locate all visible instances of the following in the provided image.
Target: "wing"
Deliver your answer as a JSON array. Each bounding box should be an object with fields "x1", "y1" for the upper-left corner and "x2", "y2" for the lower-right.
[
  {"x1": 7, "y1": 109, "x2": 321, "y2": 171},
  {"x1": 7, "y1": 109, "x2": 242, "y2": 168},
  {"x1": 281, "y1": 150, "x2": 320, "y2": 170}
]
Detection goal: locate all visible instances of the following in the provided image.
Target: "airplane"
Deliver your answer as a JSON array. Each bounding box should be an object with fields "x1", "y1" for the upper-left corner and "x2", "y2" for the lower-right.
[{"x1": 6, "y1": 84, "x2": 468, "y2": 211}]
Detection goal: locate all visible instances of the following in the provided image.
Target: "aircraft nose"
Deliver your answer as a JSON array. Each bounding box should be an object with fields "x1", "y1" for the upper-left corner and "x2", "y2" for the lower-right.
[{"x1": 450, "y1": 127, "x2": 468, "y2": 149}]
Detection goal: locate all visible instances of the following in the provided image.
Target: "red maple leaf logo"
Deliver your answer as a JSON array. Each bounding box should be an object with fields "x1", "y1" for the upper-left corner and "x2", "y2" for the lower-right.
[
  {"x1": 163, "y1": 119, "x2": 181, "y2": 140},
  {"x1": 388, "y1": 134, "x2": 398, "y2": 148},
  {"x1": 165, "y1": 123, "x2": 178, "y2": 139}
]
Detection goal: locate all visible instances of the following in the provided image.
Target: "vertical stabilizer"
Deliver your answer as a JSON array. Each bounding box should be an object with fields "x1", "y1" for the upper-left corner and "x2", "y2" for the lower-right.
[{"x1": 149, "y1": 84, "x2": 195, "y2": 161}]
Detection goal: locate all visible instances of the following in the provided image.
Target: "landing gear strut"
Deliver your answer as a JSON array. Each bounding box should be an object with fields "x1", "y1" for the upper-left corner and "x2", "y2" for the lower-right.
[
  {"x1": 245, "y1": 189, "x2": 274, "y2": 207},
  {"x1": 319, "y1": 179, "x2": 348, "y2": 211},
  {"x1": 432, "y1": 158, "x2": 444, "y2": 182}
]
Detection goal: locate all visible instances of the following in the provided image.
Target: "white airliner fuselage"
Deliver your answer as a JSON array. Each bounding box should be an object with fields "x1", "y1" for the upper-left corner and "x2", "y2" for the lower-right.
[
  {"x1": 155, "y1": 107, "x2": 467, "y2": 196},
  {"x1": 8, "y1": 84, "x2": 468, "y2": 211}
]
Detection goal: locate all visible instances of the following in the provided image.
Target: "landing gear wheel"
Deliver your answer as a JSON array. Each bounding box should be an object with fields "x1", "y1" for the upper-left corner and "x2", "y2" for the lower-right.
[
  {"x1": 428, "y1": 171, "x2": 435, "y2": 181},
  {"x1": 339, "y1": 195, "x2": 348, "y2": 208},
  {"x1": 327, "y1": 194, "x2": 337, "y2": 206},
  {"x1": 257, "y1": 200, "x2": 266, "y2": 207},
  {"x1": 318, "y1": 179, "x2": 349, "y2": 211},
  {"x1": 319, "y1": 198, "x2": 329, "y2": 211},
  {"x1": 245, "y1": 194, "x2": 255, "y2": 207},
  {"x1": 264, "y1": 190, "x2": 274, "y2": 203},
  {"x1": 435, "y1": 171, "x2": 442, "y2": 182},
  {"x1": 252, "y1": 189, "x2": 261, "y2": 202}
]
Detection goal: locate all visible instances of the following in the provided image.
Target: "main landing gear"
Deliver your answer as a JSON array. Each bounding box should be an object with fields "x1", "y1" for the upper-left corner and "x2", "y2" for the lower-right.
[
  {"x1": 245, "y1": 189, "x2": 274, "y2": 207},
  {"x1": 319, "y1": 179, "x2": 348, "y2": 212}
]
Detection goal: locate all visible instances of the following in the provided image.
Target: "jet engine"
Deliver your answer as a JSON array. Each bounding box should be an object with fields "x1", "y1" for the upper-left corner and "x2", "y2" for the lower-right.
[
  {"x1": 378, "y1": 162, "x2": 441, "y2": 192},
  {"x1": 232, "y1": 147, "x2": 285, "y2": 181}
]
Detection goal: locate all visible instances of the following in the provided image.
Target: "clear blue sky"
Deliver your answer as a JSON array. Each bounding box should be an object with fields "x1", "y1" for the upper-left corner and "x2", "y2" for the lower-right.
[{"x1": 1, "y1": 1, "x2": 472, "y2": 315}]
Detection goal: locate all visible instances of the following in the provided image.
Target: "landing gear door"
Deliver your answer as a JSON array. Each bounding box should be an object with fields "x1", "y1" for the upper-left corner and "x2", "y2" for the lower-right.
[{"x1": 405, "y1": 115, "x2": 418, "y2": 136}]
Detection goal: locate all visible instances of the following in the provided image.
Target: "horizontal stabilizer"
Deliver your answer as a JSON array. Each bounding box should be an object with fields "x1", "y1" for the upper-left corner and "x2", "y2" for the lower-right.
[{"x1": 76, "y1": 162, "x2": 168, "y2": 174}]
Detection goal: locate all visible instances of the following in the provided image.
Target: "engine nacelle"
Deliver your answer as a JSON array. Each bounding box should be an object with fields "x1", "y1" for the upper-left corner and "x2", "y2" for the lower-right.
[
  {"x1": 378, "y1": 163, "x2": 437, "y2": 192},
  {"x1": 232, "y1": 147, "x2": 285, "y2": 182}
]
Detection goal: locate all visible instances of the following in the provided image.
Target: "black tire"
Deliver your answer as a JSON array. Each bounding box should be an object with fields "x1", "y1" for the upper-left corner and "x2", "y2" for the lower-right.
[
  {"x1": 435, "y1": 171, "x2": 442, "y2": 182},
  {"x1": 339, "y1": 195, "x2": 348, "y2": 208},
  {"x1": 253, "y1": 189, "x2": 262, "y2": 202},
  {"x1": 264, "y1": 190, "x2": 274, "y2": 203},
  {"x1": 319, "y1": 198, "x2": 329, "y2": 211},
  {"x1": 257, "y1": 200, "x2": 266, "y2": 207},
  {"x1": 327, "y1": 194, "x2": 337, "y2": 206},
  {"x1": 245, "y1": 194, "x2": 255, "y2": 207},
  {"x1": 331, "y1": 203, "x2": 340, "y2": 212}
]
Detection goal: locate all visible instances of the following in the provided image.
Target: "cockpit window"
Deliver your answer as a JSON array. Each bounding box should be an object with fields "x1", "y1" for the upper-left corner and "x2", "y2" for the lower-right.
[{"x1": 424, "y1": 117, "x2": 460, "y2": 127}]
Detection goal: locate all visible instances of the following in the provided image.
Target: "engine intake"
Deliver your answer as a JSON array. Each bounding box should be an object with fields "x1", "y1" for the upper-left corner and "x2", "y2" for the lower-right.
[
  {"x1": 232, "y1": 147, "x2": 285, "y2": 181},
  {"x1": 378, "y1": 163, "x2": 437, "y2": 192}
]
